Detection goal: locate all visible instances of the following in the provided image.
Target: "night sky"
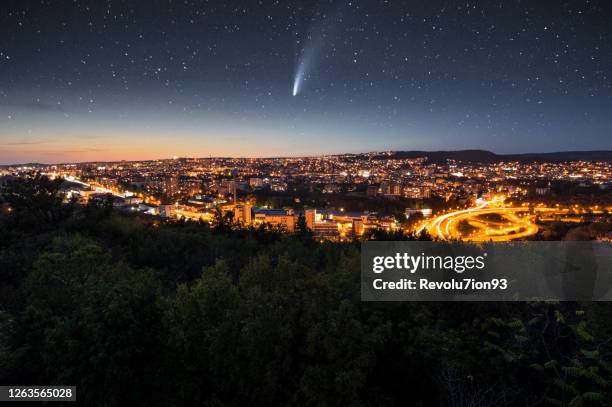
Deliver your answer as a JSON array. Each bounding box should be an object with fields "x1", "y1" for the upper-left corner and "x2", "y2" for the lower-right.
[{"x1": 1, "y1": 0, "x2": 611, "y2": 164}]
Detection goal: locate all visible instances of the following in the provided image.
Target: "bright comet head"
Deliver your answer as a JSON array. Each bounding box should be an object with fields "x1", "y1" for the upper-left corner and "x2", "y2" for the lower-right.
[
  {"x1": 292, "y1": 60, "x2": 307, "y2": 96},
  {"x1": 292, "y1": 71, "x2": 302, "y2": 96}
]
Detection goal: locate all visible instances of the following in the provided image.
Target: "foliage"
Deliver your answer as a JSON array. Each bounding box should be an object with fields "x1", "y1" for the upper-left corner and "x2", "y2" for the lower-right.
[{"x1": 1, "y1": 177, "x2": 611, "y2": 406}]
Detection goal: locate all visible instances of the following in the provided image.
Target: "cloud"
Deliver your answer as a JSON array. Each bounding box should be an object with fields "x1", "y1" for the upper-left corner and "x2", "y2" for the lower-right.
[
  {"x1": 42, "y1": 148, "x2": 109, "y2": 154},
  {"x1": 2, "y1": 140, "x2": 49, "y2": 146}
]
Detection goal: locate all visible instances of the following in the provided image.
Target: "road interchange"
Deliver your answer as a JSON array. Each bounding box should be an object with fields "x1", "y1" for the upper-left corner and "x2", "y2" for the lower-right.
[{"x1": 416, "y1": 197, "x2": 540, "y2": 241}]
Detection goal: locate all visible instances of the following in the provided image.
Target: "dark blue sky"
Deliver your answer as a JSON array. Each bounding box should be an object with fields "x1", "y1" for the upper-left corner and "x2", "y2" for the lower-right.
[{"x1": 1, "y1": 0, "x2": 611, "y2": 164}]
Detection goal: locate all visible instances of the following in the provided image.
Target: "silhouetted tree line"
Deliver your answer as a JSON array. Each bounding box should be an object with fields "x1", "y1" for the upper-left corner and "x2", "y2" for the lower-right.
[{"x1": 0, "y1": 176, "x2": 611, "y2": 406}]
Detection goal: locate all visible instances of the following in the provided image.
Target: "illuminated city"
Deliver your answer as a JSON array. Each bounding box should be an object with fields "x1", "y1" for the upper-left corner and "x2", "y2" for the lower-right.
[{"x1": 2, "y1": 151, "x2": 610, "y2": 241}]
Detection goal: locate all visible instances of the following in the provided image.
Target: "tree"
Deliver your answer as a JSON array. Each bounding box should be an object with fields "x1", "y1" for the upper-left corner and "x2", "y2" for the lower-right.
[
  {"x1": 212, "y1": 207, "x2": 234, "y2": 233},
  {"x1": 295, "y1": 214, "x2": 312, "y2": 240},
  {"x1": 1, "y1": 174, "x2": 74, "y2": 230},
  {"x1": 164, "y1": 260, "x2": 239, "y2": 404},
  {"x1": 17, "y1": 236, "x2": 163, "y2": 406}
]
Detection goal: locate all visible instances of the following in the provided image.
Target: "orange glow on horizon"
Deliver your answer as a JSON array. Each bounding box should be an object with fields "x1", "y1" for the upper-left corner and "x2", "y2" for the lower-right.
[{"x1": 0, "y1": 137, "x2": 318, "y2": 164}]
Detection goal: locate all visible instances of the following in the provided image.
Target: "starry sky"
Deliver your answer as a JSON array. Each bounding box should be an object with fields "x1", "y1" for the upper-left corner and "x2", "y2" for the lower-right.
[{"x1": 1, "y1": 0, "x2": 611, "y2": 164}]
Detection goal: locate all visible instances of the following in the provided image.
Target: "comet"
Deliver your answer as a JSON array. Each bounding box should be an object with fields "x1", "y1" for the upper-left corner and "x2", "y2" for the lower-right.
[
  {"x1": 292, "y1": 40, "x2": 317, "y2": 96},
  {"x1": 292, "y1": 7, "x2": 338, "y2": 96},
  {"x1": 292, "y1": 66, "x2": 303, "y2": 96},
  {"x1": 292, "y1": 57, "x2": 308, "y2": 96}
]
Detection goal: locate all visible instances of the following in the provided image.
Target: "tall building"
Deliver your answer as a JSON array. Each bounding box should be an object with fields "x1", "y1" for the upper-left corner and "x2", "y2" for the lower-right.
[
  {"x1": 164, "y1": 175, "x2": 179, "y2": 196},
  {"x1": 390, "y1": 182, "x2": 402, "y2": 196},
  {"x1": 228, "y1": 180, "x2": 237, "y2": 202},
  {"x1": 352, "y1": 219, "x2": 364, "y2": 237},
  {"x1": 381, "y1": 181, "x2": 401, "y2": 196},
  {"x1": 219, "y1": 180, "x2": 237, "y2": 201},
  {"x1": 304, "y1": 208, "x2": 316, "y2": 230},
  {"x1": 233, "y1": 203, "x2": 252, "y2": 225}
]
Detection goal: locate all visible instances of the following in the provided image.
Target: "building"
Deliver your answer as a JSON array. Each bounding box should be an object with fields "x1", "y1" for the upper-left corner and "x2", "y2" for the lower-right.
[
  {"x1": 218, "y1": 180, "x2": 237, "y2": 202},
  {"x1": 311, "y1": 222, "x2": 339, "y2": 238},
  {"x1": 249, "y1": 177, "x2": 264, "y2": 188},
  {"x1": 184, "y1": 180, "x2": 202, "y2": 195},
  {"x1": 381, "y1": 181, "x2": 401, "y2": 196},
  {"x1": 403, "y1": 186, "x2": 431, "y2": 199},
  {"x1": 60, "y1": 180, "x2": 94, "y2": 202},
  {"x1": 301, "y1": 209, "x2": 372, "y2": 240},
  {"x1": 304, "y1": 208, "x2": 316, "y2": 230},
  {"x1": 405, "y1": 208, "x2": 433, "y2": 219},
  {"x1": 253, "y1": 208, "x2": 296, "y2": 232},
  {"x1": 164, "y1": 175, "x2": 179, "y2": 196},
  {"x1": 380, "y1": 181, "x2": 390, "y2": 195},
  {"x1": 233, "y1": 203, "x2": 252, "y2": 225},
  {"x1": 159, "y1": 204, "x2": 175, "y2": 218},
  {"x1": 138, "y1": 203, "x2": 159, "y2": 215},
  {"x1": 352, "y1": 218, "x2": 365, "y2": 237},
  {"x1": 270, "y1": 181, "x2": 287, "y2": 192},
  {"x1": 322, "y1": 184, "x2": 341, "y2": 194},
  {"x1": 389, "y1": 182, "x2": 402, "y2": 196}
]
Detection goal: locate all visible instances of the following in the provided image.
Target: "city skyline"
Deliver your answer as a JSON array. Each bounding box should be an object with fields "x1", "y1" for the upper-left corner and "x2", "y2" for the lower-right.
[
  {"x1": 2, "y1": 0, "x2": 612, "y2": 164},
  {"x1": 4, "y1": 151, "x2": 609, "y2": 242},
  {"x1": 3, "y1": 149, "x2": 612, "y2": 167}
]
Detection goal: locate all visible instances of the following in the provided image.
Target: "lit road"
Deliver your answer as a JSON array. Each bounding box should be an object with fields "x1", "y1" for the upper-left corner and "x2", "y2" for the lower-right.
[{"x1": 416, "y1": 197, "x2": 540, "y2": 242}]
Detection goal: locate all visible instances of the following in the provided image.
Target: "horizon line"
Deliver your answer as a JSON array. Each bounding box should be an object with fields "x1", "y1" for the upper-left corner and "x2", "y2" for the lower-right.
[{"x1": 2, "y1": 149, "x2": 612, "y2": 167}]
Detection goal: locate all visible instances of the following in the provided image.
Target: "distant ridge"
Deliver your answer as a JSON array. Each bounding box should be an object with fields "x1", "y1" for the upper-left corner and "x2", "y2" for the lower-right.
[
  {"x1": 1, "y1": 150, "x2": 611, "y2": 167},
  {"x1": 375, "y1": 150, "x2": 612, "y2": 164}
]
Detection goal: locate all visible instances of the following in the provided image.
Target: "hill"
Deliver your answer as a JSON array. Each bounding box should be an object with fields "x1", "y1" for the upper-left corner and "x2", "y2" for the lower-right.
[{"x1": 375, "y1": 150, "x2": 612, "y2": 163}]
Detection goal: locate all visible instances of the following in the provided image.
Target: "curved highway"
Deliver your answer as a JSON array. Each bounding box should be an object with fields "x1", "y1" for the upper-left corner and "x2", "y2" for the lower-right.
[{"x1": 416, "y1": 198, "x2": 539, "y2": 241}]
